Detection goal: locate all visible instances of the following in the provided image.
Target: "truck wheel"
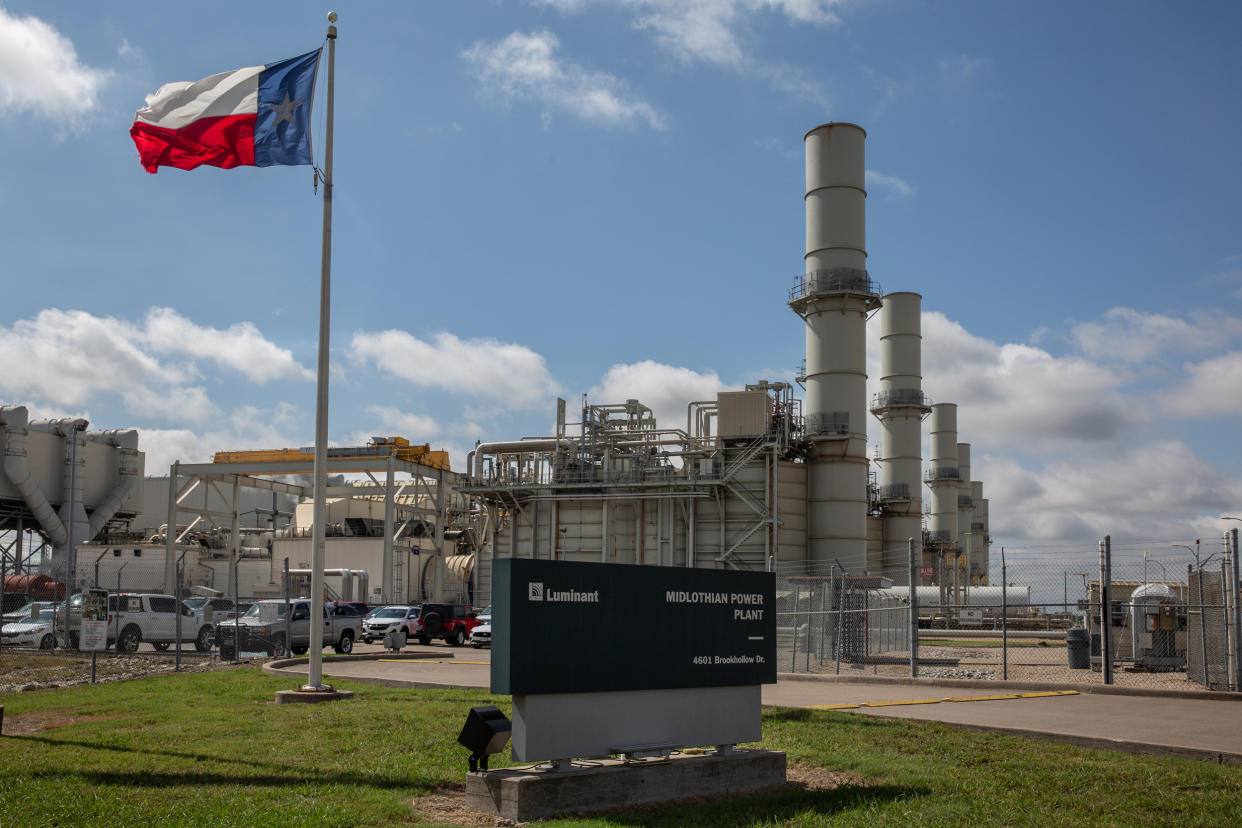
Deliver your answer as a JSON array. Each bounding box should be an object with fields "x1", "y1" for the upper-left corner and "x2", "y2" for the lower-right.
[
  {"x1": 334, "y1": 631, "x2": 354, "y2": 654},
  {"x1": 291, "y1": 645, "x2": 308, "y2": 655},
  {"x1": 117, "y1": 625, "x2": 142, "y2": 653},
  {"x1": 153, "y1": 641, "x2": 171, "y2": 651},
  {"x1": 268, "y1": 634, "x2": 286, "y2": 657},
  {"x1": 195, "y1": 626, "x2": 213, "y2": 652},
  {"x1": 447, "y1": 628, "x2": 465, "y2": 647}
]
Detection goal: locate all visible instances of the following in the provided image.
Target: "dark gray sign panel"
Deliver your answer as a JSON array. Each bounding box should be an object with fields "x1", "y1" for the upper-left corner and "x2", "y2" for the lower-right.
[{"x1": 492, "y1": 559, "x2": 776, "y2": 695}]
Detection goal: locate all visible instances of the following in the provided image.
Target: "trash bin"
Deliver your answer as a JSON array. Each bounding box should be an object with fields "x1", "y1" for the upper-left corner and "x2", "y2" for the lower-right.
[{"x1": 1066, "y1": 627, "x2": 1090, "y2": 669}]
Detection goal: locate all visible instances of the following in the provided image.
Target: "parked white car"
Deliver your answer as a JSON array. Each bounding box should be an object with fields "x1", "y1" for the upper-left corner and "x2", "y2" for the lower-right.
[
  {"x1": 360, "y1": 605, "x2": 421, "y2": 644},
  {"x1": 1, "y1": 606, "x2": 57, "y2": 649},
  {"x1": 469, "y1": 623, "x2": 491, "y2": 649}
]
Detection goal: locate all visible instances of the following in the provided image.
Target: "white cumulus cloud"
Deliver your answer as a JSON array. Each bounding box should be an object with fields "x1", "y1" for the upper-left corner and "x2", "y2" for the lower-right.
[
  {"x1": 1072, "y1": 307, "x2": 1242, "y2": 364},
  {"x1": 0, "y1": 7, "x2": 112, "y2": 127},
  {"x1": 143, "y1": 307, "x2": 313, "y2": 383},
  {"x1": 1160, "y1": 351, "x2": 1242, "y2": 419},
  {"x1": 0, "y1": 307, "x2": 311, "y2": 422},
  {"x1": 462, "y1": 29, "x2": 664, "y2": 130},
  {"x1": 349, "y1": 329, "x2": 562, "y2": 408},
  {"x1": 866, "y1": 169, "x2": 916, "y2": 198},
  {"x1": 527, "y1": 0, "x2": 840, "y2": 103}
]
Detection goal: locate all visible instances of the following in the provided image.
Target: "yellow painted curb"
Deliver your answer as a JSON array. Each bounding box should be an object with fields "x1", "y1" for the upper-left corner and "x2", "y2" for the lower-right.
[
  {"x1": 456, "y1": 661, "x2": 491, "y2": 665},
  {"x1": 861, "y1": 699, "x2": 944, "y2": 707},
  {"x1": 1018, "y1": 690, "x2": 1080, "y2": 698},
  {"x1": 944, "y1": 694, "x2": 1021, "y2": 702},
  {"x1": 380, "y1": 659, "x2": 440, "y2": 663}
]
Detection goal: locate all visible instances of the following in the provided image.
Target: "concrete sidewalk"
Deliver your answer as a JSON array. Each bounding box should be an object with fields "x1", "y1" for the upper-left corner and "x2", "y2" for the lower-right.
[{"x1": 265, "y1": 652, "x2": 1242, "y2": 765}]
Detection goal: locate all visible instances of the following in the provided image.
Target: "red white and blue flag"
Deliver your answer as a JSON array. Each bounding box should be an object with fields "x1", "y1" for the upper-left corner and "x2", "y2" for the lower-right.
[{"x1": 131, "y1": 49, "x2": 321, "y2": 174}]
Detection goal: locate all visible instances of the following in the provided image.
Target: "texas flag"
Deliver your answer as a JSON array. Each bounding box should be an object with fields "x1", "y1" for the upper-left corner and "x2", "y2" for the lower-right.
[{"x1": 130, "y1": 49, "x2": 321, "y2": 174}]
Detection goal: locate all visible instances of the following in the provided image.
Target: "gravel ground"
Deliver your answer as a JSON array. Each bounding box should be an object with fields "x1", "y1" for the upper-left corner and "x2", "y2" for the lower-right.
[
  {"x1": 805, "y1": 642, "x2": 1205, "y2": 690},
  {"x1": 0, "y1": 649, "x2": 256, "y2": 693}
]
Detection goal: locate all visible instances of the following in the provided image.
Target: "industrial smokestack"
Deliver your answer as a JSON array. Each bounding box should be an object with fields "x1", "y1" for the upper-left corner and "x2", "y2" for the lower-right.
[
  {"x1": 925, "y1": 403, "x2": 959, "y2": 565},
  {"x1": 957, "y1": 442, "x2": 972, "y2": 587},
  {"x1": 970, "y1": 480, "x2": 986, "y2": 583},
  {"x1": 791, "y1": 123, "x2": 881, "y2": 576},
  {"x1": 872, "y1": 292, "x2": 930, "y2": 583}
]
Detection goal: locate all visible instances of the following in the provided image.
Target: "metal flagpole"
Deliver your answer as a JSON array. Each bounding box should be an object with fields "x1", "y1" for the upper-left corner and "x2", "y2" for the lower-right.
[{"x1": 306, "y1": 12, "x2": 337, "y2": 691}]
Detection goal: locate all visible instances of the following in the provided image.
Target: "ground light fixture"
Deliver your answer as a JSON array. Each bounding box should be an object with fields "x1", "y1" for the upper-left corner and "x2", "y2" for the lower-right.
[{"x1": 458, "y1": 705, "x2": 512, "y2": 772}]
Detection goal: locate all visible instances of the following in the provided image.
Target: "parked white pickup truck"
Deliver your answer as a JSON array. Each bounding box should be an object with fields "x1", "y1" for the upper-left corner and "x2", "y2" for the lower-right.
[{"x1": 214, "y1": 599, "x2": 361, "y2": 658}]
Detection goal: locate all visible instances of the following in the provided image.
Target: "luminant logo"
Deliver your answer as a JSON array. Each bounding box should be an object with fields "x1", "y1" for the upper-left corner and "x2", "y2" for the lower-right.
[{"x1": 528, "y1": 582, "x2": 544, "y2": 601}]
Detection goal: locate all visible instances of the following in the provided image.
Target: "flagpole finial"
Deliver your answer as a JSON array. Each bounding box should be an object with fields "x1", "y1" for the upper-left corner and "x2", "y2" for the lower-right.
[{"x1": 328, "y1": 11, "x2": 338, "y2": 23}]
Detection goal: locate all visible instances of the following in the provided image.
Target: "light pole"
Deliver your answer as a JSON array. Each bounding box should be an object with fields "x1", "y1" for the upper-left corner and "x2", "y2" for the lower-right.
[{"x1": 1173, "y1": 543, "x2": 1210, "y2": 571}]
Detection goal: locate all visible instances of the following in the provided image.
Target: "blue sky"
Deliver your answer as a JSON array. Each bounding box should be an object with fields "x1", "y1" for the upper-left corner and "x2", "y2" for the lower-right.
[{"x1": 2, "y1": 1, "x2": 1241, "y2": 577}]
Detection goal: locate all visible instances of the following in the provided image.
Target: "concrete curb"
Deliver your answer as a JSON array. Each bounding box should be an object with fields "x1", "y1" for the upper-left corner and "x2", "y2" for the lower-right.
[
  {"x1": 261, "y1": 650, "x2": 489, "y2": 691},
  {"x1": 882, "y1": 716, "x2": 1242, "y2": 767},
  {"x1": 775, "y1": 671, "x2": 1242, "y2": 702}
]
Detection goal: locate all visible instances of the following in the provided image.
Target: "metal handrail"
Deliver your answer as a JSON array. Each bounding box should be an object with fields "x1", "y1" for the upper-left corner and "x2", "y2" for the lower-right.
[{"x1": 788, "y1": 267, "x2": 881, "y2": 303}]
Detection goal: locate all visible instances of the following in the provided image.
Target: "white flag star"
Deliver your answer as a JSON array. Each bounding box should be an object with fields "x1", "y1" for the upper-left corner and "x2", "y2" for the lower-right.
[{"x1": 266, "y1": 91, "x2": 303, "y2": 125}]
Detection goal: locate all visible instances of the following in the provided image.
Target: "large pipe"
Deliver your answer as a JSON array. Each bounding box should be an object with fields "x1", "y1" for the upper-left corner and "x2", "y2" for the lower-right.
[
  {"x1": 874, "y1": 292, "x2": 929, "y2": 583},
  {"x1": 794, "y1": 122, "x2": 879, "y2": 576},
  {"x1": 0, "y1": 407, "x2": 68, "y2": 547},
  {"x1": 85, "y1": 430, "x2": 141, "y2": 537}
]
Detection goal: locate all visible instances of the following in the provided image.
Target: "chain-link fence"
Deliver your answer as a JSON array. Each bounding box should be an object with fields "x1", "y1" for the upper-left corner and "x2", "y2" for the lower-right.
[{"x1": 776, "y1": 535, "x2": 1242, "y2": 692}]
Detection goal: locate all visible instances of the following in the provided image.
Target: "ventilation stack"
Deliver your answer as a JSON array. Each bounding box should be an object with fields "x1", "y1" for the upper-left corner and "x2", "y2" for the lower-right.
[
  {"x1": 969, "y1": 480, "x2": 986, "y2": 583},
  {"x1": 925, "y1": 403, "x2": 959, "y2": 584},
  {"x1": 871, "y1": 292, "x2": 930, "y2": 583},
  {"x1": 977, "y1": 490, "x2": 991, "y2": 584},
  {"x1": 790, "y1": 123, "x2": 881, "y2": 577},
  {"x1": 956, "y1": 442, "x2": 973, "y2": 592}
]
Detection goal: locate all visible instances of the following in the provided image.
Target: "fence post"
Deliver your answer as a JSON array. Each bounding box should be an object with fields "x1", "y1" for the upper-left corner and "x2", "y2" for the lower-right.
[
  {"x1": 1001, "y1": 547, "x2": 1008, "y2": 681},
  {"x1": 1100, "y1": 536, "x2": 1113, "y2": 685},
  {"x1": 834, "y1": 574, "x2": 845, "y2": 675},
  {"x1": 790, "y1": 582, "x2": 800, "y2": 673},
  {"x1": 909, "y1": 537, "x2": 918, "y2": 679},
  {"x1": 1231, "y1": 528, "x2": 1241, "y2": 693}
]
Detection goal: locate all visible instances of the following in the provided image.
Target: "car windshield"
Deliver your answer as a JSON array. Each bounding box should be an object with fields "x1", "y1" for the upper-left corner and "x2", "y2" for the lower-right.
[
  {"x1": 183, "y1": 598, "x2": 209, "y2": 610},
  {"x1": 373, "y1": 607, "x2": 407, "y2": 619},
  {"x1": 242, "y1": 603, "x2": 287, "y2": 619},
  {"x1": 481, "y1": 605, "x2": 491, "y2": 616}
]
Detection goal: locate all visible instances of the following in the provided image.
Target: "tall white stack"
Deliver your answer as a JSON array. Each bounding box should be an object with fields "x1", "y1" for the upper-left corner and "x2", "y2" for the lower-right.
[
  {"x1": 926, "y1": 403, "x2": 960, "y2": 556},
  {"x1": 957, "y1": 442, "x2": 973, "y2": 585},
  {"x1": 792, "y1": 123, "x2": 881, "y2": 577},
  {"x1": 874, "y1": 291, "x2": 930, "y2": 583}
]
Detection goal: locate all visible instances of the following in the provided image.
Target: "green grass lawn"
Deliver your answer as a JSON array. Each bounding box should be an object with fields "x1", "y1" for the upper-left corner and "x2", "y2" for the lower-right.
[{"x1": 1, "y1": 669, "x2": 1239, "y2": 826}]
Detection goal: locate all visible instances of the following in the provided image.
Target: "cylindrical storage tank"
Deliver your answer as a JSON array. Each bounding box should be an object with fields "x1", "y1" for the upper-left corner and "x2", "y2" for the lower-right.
[
  {"x1": 2, "y1": 574, "x2": 67, "y2": 600},
  {"x1": 797, "y1": 123, "x2": 876, "y2": 577},
  {"x1": 926, "y1": 403, "x2": 959, "y2": 546}
]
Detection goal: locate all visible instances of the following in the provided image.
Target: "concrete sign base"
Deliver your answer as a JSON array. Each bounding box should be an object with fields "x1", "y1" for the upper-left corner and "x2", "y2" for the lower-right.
[{"x1": 464, "y1": 749, "x2": 786, "y2": 822}]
